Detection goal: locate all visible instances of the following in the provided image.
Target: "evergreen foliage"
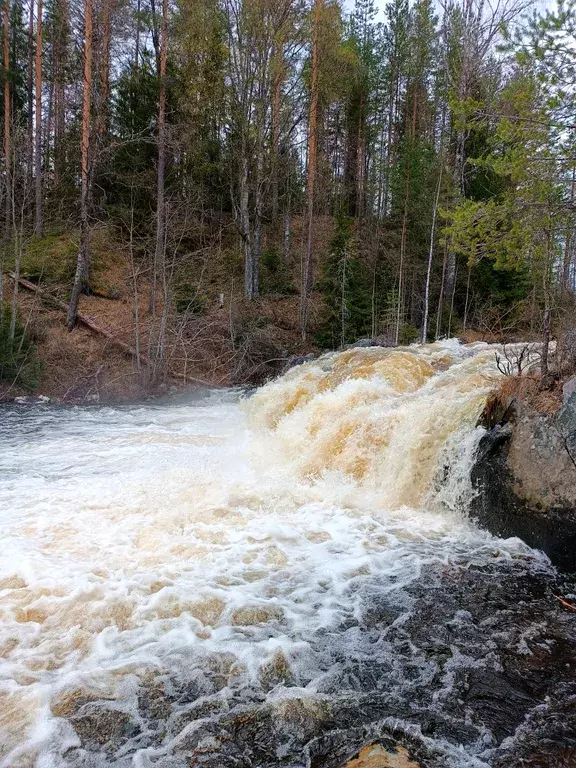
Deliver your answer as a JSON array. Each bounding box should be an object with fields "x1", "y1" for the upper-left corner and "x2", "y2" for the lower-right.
[
  {"x1": 0, "y1": 0, "x2": 575, "y2": 373},
  {"x1": 317, "y1": 211, "x2": 372, "y2": 348},
  {"x1": 0, "y1": 308, "x2": 41, "y2": 388}
]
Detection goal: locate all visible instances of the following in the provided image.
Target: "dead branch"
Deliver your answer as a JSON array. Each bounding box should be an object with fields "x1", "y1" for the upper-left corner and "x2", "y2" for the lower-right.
[{"x1": 8, "y1": 272, "x2": 218, "y2": 388}]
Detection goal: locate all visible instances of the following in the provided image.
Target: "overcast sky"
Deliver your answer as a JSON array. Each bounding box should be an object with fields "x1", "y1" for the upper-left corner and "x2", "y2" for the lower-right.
[{"x1": 343, "y1": 0, "x2": 555, "y2": 22}]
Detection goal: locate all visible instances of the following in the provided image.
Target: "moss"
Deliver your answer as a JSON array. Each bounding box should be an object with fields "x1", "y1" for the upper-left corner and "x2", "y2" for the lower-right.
[
  {"x1": 0, "y1": 306, "x2": 43, "y2": 390},
  {"x1": 10, "y1": 227, "x2": 119, "y2": 295},
  {"x1": 15, "y1": 233, "x2": 79, "y2": 286}
]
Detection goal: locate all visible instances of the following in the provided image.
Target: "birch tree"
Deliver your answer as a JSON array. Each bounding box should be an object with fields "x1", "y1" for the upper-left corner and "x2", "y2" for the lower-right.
[{"x1": 67, "y1": 0, "x2": 92, "y2": 329}]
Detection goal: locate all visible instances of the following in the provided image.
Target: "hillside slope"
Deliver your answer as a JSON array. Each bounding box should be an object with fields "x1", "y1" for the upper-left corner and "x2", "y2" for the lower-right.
[{"x1": 0, "y1": 227, "x2": 319, "y2": 402}]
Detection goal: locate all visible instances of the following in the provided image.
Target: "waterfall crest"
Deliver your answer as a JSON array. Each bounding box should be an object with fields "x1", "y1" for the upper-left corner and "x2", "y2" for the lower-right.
[{"x1": 247, "y1": 340, "x2": 502, "y2": 509}]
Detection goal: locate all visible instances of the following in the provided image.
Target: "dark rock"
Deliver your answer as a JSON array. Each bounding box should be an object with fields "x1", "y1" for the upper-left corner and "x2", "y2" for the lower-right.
[
  {"x1": 346, "y1": 339, "x2": 376, "y2": 349},
  {"x1": 258, "y1": 648, "x2": 296, "y2": 690},
  {"x1": 557, "y1": 392, "x2": 576, "y2": 457},
  {"x1": 71, "y1": 706, "x2": 139, "y2": 753},
  {"x1": 281, "y1": 353, "x2": 317, "y2": 373},
  {"x1": 12, "y1": 394, "x2": 51, "y2": 405},
  {"x1": 471, "y1": 398, "x2": 576, "y2": 572},
  {"x1": 343, "y1": 337, "x2": 395, "y2": 350},
  {"x1": 563, "y1": 376, "x2": 576, "y2": 404},
  {"x1": 371, "y1": 335, "x2": 394, "y2": 347},
  {"x1": 57, "y1": 560, "x2": 576, "y2": 767}
]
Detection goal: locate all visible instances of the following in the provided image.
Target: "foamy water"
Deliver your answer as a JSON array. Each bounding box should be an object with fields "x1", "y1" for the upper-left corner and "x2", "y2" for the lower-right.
[{"x1": 0, "y1": 341, "x2": 548, "y2": 767}]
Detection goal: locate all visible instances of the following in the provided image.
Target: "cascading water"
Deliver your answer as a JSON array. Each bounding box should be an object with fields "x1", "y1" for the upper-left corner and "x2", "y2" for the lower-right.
[{"x1": 0, "y1": 341, "x2": 574, "y2": 768}]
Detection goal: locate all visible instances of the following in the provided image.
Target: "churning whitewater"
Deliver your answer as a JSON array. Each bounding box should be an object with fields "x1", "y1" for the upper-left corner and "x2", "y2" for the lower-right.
[{"x1": 0, "y1": 341, "x2": 572, "y2": 768}]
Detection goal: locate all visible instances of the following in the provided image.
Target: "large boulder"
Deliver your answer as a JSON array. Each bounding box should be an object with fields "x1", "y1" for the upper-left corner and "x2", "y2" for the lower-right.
[{"x1": 471, "y1": 390, "x2": 576, "y2": 572}]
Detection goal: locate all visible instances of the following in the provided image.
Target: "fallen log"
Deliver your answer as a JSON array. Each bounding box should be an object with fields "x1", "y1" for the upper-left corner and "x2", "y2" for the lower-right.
[{"x1": 8, "y1": 272, "x2": 217, "y2": 388}]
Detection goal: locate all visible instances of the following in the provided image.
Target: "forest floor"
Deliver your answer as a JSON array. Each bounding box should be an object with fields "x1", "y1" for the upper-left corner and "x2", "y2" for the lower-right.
[
  {"x1": 0, "y1": 233, "x2": 320, "y2": 402},
  {"x1": 1, "y1": 218, "x2": 557, "y2": 404}
]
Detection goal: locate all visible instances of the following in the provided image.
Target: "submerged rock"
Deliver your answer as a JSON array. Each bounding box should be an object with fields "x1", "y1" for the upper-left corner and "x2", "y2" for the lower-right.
[
  {"x1": 342, "y1": 744, "x2": 421, "y2": 768},
  {"x1": 472, "y1": 392, "x2": 576, "y2": 571},
  {"x1": 12, "y1": 394, "x2": 51, "y2": 405}
]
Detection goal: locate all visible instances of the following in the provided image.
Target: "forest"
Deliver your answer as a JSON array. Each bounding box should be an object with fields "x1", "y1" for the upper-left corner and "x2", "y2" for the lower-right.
[{"x1": 1, "y1": 0, "x2": 576, "y2": 395}]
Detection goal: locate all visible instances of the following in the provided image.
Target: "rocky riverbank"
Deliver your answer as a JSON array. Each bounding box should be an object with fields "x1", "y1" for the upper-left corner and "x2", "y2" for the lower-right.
[{"x1": 471, "y1": 376, "x2": 576, "y2": 572}]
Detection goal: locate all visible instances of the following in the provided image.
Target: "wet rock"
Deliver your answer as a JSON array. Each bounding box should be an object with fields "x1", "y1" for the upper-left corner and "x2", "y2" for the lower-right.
[
  {"x1": 563, "y1": 376, "x2": 576, "y2": 404},
  {"x1": 346, "y1": 339, "x2": 376, "y2": 349},
  {"x1": 70, "y1": 706, "x2": 139, "y2": 753},
  {"x1": 258, "y1": 649, "x2": 296, "y2": 690},
  {"x1": 492, "y1": 683, "x2": 576, "y2": 767},
  {"x1": 281, "y1": 354, "x2": 317, "y2": 373},
  {"x1": 13, "y1": 395, "x2": 50, "y2": 405},
  {"x1": 345, "y1": 337, "x2": 394, "y2": 350},
  {"x1": 51, "y1": 688, "x2": 102, "y2": 718},
  {"x1": 342, "y1": 744, "x2": 421, "y2": 768},
  {"x1": 169, "y1": 697, "x2": 228, "y2": 735},
  {"x1": 58, "y1": 562, "x2": 576, "y2": 768},
  {"x1": 558, "y1": 391, "x2": 576, "y2": 456},
  {"x1": 471, "y1": 398, "x2": 576, "y2": 571},
  {"x1": 138, "y1": 674, "x2": 172, "y2": 721},
  {"x1": 231, "y1": 604, "x2": 284, "y2": 626},
  {"x1": 272, "y1": 696, "x2": 330, "y2": 736}
]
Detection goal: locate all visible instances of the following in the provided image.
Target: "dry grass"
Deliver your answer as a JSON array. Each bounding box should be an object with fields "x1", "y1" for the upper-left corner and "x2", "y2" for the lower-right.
[
  {"x1": 0, "y1": 221, "x2": 322, "y2": 400},
  {"x1": 492, "y1": 374, "x2": 563, "y2": 417}
]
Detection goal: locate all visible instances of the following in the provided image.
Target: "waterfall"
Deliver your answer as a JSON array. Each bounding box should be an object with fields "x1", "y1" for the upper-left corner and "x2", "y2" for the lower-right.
[{"x1": 247, "y1": 340, "x2": 502, "y2": 509}]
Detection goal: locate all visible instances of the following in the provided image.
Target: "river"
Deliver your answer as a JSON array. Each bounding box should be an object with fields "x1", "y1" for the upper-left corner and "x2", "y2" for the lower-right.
[{"x1": 0, "y1": 341, "x2": 574, "y2": 768}]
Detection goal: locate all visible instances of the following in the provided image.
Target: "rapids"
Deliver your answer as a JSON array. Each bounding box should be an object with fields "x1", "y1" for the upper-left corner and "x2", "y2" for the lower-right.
[{"x1": 0, "y1": 341, "x2": 574, "y2": 768}]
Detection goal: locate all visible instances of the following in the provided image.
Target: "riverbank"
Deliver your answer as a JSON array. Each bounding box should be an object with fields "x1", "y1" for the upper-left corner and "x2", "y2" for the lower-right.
[{"x1": 472, "y1": 374, "x2": 576, "y2": 572}]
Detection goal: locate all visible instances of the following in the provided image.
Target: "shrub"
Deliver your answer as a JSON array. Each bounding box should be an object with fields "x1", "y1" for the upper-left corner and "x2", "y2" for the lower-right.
[
  {"x1": 399, "y1": 323, "x2": 419, "y2": 345},
  {"x1": 260, "y1": 247, "x2": 295, "y2": 296},
  {"x1": 0, "y1": 307, "x2": 42, "y2": 390},
  {"x1": 174, "y1": 284, "x2": 207, "y2": 315}
]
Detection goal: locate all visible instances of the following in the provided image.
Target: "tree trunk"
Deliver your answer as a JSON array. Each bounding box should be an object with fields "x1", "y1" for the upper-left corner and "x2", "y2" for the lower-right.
[
  {"x1": 150, "y1": 0, "x2": 167, "y2": 319},
  {"x1": 1, "y1": 0, "x2": 10, "y2": 316},
  {"x1": 395, "y1": 188, "x2": 409, "y2": 345},
  {"x1": 562, "y1": 165, "x2": 575, "y2": 292},
  {"x1": 34, "y1": 0, "x2": 42, "y2": 237},
  {"x1": 445, "y1": 29, "x2": 468, "y2": 305},
  {"x1": 53, "y1": 0, "x2": 67, "y2": 189},
  {"x1": 395, "y1": 86, "x2": 417, "y2": 346},
  {"x1": 98, "y1": 0, "x2": 110, "y2": 141},
  {"x1": 541, "y1": 304, "x2": 551, "y2": 378},
  {"x1": 252, "y1": 148, "x2": 263, "y2": 299},
  {"x1": 382, "y1": 64, "x2": 399, "y2": 218},
  {"x1": 3, "y1": 0, "x2": 10, "y2": 248},
  {"x1": 135, "y1": 0, "x2": 140, "y2": 67},
  {"x1": 240, "y1": 150, "x2": 252, "y2": 299},
  {"x1": 283, "y1": 205, "x2": 291, "y2": 263},
  {"x1": 421, "y1": 160, "x2": 442, "y2": 343},
  {"x1": 27, "y1": 0, "x2": 33, "y2": 190},
  {"x1": 300, "y1": 0, "x2": 322, "y2": 341},
  {"x1": 541, "y1": 234, "x2": 553, "y2": 378},
  {"x1": 356, "y1": 91, "x2": 366, "y2": 219},
  {"x1": 462, "y1": 264, "x2": 472, "y2": 331},
  {"x1": 422, "y1": 108, "x2": 446, "y2": 343},
  {"x1": 435, "y1": 239, "x2": 448, "y2": 340},
  {"x1": 9, "y1": 232, "x2": 21, "y2": 342},
  {"x1": 92, "y1": 0, "x2": 110, "y2": 214},
  {"x1": 44, "y1": 70, "x2": 53, "y2": 192},
  {"x1": 270, "y1": 39, "x2": 283, "y2": 224},
  {"x1": 67, "y1": 0, "x2": 92, "y2": 329}
]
